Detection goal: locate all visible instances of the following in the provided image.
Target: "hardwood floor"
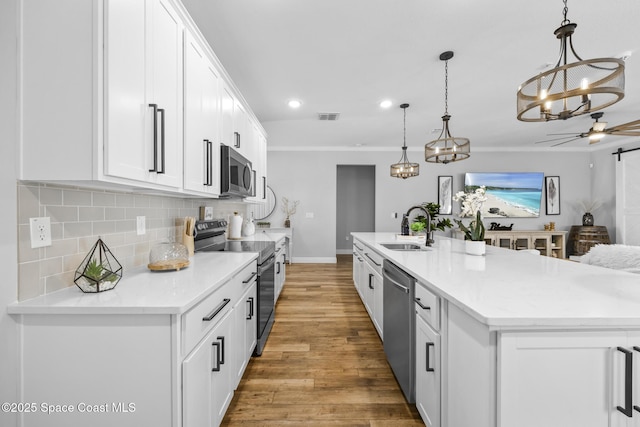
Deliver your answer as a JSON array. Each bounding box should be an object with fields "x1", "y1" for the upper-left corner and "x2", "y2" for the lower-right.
[{"x1": 221, "y1": 255, "x2": 424, "y2": 426}]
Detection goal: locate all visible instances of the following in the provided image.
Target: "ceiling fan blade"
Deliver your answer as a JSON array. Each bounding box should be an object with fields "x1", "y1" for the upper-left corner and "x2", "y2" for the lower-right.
[
  {"x1": 606, "y1": 119, "x2": 640, "y2": 134},
  {"x1": 551, "y1": 136, "x2": 582, "y2": 147},
  {"x1": 534, "y1": 135, "x2": 580, "y2": 144},
  {"x1": 606, "y1": 131, "x2": 640, "y2": 137},
  {"x1": 545, "y1": 132, "x2": 582, "y2": 136}
]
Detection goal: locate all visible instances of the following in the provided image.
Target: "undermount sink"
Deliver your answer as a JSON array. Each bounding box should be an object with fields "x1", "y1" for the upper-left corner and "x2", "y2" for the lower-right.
[{"x1": 380, "y1": 243, "x2": 430, "y2": 251}]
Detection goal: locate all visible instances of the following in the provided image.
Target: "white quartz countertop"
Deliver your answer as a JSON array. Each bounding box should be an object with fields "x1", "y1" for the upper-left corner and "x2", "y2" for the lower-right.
[
  {"x1": 352, "y1": 232, "x2": 640, "y2": 329},
  {"x1": 8, "y1": 252, "x2": 257, "y2": 315}
]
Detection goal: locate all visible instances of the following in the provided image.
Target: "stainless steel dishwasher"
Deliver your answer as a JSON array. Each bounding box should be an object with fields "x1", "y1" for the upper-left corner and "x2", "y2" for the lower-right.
[{"x1": 382, "y1": 259, "x2": 416, "y2": 403}]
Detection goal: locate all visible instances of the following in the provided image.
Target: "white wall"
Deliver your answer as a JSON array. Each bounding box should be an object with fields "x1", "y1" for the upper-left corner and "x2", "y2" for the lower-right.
[
  {"x1": 267, "y1": 149, "x2": 594, "y2": 261},
  {"x1": 1, "y1": 0, "x2": 19, "y2": 425}
]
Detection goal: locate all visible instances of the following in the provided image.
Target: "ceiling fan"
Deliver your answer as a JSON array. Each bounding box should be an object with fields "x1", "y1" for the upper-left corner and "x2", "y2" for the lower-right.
[{"x1": 534, "y1": 112, "x2": 640, "y2": 146}]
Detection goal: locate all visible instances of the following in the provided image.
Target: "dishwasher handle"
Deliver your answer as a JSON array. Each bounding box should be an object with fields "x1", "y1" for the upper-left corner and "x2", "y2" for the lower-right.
[{"x1": 383, "y1": 270, "x2": 412, "y2": 294}]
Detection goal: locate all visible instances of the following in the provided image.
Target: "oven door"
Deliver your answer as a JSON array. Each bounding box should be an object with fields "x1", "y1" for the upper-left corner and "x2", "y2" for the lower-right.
[{"x1": 221, "y1": 145, "x2": 253, "y2": 197}]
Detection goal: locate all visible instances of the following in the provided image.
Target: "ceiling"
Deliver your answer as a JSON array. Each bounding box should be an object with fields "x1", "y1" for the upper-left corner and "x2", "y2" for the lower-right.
[{"x1": 181, "y1": 0, "x2": 640, "y2": 151}]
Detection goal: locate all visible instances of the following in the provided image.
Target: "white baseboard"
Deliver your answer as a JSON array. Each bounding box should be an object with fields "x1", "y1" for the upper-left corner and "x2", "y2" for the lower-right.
[
  {"x1": 291, "y1": 257, "x2": 337, "y2": 264},
  {"x1": 335, "y1": 249, "x2": 353, "y2": 255}
]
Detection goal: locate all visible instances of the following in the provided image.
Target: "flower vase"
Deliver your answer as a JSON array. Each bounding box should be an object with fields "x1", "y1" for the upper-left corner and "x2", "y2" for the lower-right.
[
  {"x1": 284, "y1": 216, "x2": 291, "y2": 228},
  {"x1": 582, "y1": 212, "x2": 594, "y2": 226},
  {"x1": 465, "y1": 240, "x2": 485, "y2": 256}
]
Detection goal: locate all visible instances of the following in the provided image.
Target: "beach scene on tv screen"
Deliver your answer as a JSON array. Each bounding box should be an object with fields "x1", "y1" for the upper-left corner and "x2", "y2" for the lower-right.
[{"x1": 464, "y1": 172, "x2": 544, "y2": 218}]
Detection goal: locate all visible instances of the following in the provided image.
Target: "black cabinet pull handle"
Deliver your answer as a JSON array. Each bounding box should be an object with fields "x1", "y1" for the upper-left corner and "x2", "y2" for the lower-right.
[
  {"x1": 218, "y1": 336, "x2": 225, "y2": 365},
  {"x1": 242, "y1": 272, "x2": 257, "y2": 284},
  {"x1": 202, "y1": 298, "x2": 231, "y2": 321},
  {"x1": 364, "y1": 253, "x2": 381, "y2": 267},
  {"x1": 634, "y1": 347, "x2": 640, "y2": 413},
  {"x1": 368, "y1": 273, "x2": 374, "y2": 289},
  {"x1": 617, "y1": 346, "x2": 633, "y2": 417},
  {"x1": 262, "y1": 176, "x2": 266, "y2": 199},
  {"x1": 148, "y1": 104, "x2": 158, "y2": 172},
  {"x1": 211, "y1": 341, "x2": 221, "y2": 372},
  {"x1": 204, "y1": 139, "x2": 210, "y2": 185},
  {"x1": 208, "y1": 140, "x2": 213, "y2": 186},
  {"x1": 157, "y1": 108, "x2": 165, "y2": 174},
  {"x1": 426, "y1": 342, "x2": 435, "y2": 372},
  {"x1": 276, "y1": 262, "x2": 281, "y2": 274},
  {"x1": 415, "y1": 297, "x2": 431, "y2": 311},
  {"x1": 234, "y1": 131, "x2": 240, "y2": 148},
  {"x1": 247, "y1": 297, "x2": 254, "y2": 319}
]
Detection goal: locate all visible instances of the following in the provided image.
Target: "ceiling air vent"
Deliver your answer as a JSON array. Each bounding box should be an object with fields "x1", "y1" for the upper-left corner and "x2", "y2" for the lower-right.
[{"x1": 317, "y1": 112, "x2": 340, "y2": 121}]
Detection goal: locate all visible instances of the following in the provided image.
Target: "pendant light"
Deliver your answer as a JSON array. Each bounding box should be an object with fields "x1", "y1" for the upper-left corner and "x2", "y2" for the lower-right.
[
  {"x1": 425, "y1": 51, "x2": 470, "y2": 164},
  {"x1": 390, "y1": 103, "x2": 420, "y2": 179},
  {"x1": 516, "y1": 0, "x2": 625, "y2": 122}
]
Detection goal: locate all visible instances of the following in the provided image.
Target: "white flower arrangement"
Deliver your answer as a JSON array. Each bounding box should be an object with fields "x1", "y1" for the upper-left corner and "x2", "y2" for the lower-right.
[
  {"x1": 453, "y1": 186, "x2": 488, "y2": 218},
  {"x1": 453, "y1": 186, "x2": 488, "y2": 241}
]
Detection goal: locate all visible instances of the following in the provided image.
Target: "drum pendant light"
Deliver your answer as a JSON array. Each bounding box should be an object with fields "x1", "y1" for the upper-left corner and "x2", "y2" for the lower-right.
[
  {"x1": 425, "y1": 51, "x2": 470, "y2": 164},
  {"x1": 390, "y1": 103, "x2": 420, "y2": 179}
]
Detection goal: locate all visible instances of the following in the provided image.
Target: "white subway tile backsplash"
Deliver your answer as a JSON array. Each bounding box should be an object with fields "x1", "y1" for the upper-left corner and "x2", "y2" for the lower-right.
[
  {"x1": 63, "y1": 189, "x2": 92, "y2": 206},
  {"x1": 63, "y1": 222, "x2": 93, "y2": 239},
  {"x1": 16, "y1": 182, "x2": 235, "y2": 301},
  {"x1": 92, "y1": 192, "x2": 116, "y2": 207},
  {"x1": 79, "y1": 206, "x2": 105, "y2": 222},
  {"x1": 45, "y1": 205, "x2": 78, "y2": 223},
  {"x1": 39, "y1": 187, "x2": 63, "y2": 206}
]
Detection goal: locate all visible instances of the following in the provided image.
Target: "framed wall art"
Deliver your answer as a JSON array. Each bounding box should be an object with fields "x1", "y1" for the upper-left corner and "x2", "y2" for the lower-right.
[
  {"x1": 545, "y1": 176, "x2": 560, "y2": 215},
  {"x1": 438, "y1": 176, "x2": 453, "y2": 215}
]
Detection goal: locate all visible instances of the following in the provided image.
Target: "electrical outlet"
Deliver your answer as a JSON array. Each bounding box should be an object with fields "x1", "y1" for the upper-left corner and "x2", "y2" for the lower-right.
[
  {"x1": 30, "y1": 217, "x2": 52, "y2": 248},
  {"x1": 137, "y1": 216, "x2": 146, "y2": 235}
]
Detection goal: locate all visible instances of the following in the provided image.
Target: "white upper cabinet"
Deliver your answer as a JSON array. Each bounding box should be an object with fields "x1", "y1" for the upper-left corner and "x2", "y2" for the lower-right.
[
  {"x1": 183, "y1": 29, "x2": 221, "y2": 196},
  {"x1": 105, "y1": 0, "x2": 184, "y2": 188},
  {"x1": 19, "y1": 0, "x2": 265, "y2": 197}
]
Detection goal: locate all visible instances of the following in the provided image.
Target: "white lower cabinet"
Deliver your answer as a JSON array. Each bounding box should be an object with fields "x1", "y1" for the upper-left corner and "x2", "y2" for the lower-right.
[
  {"x1": 416, "y1": 314, "x2": 441, "y2": 427},
  {"x1": 500, "y1": 330, "x2": 640, "y2": 427},
  {"x1": 275, "y1": 238, "x2": 287, "y2": 303},
  {"x1": 14, "y1": 260, "x2": 257, "y2": 427},
  {"x1": 183, "y1": 309, "x2": 233, "y2": 427},
  {"x1": 355, "y1": 243, "x2": 383, "y2": 339}
]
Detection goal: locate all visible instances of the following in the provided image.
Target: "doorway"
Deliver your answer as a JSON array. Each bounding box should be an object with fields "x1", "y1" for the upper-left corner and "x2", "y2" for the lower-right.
[{"x1": 336, "y1": 165, "x2": 375, "y2": 254}]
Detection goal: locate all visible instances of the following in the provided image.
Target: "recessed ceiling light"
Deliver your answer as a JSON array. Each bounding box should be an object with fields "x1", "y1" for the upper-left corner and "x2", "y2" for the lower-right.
[
  {"x1": 379, "y1": 100, "x2": 393, "y2": 108},
  {"x1": 288, "y1": 99, "x2": 302, "y2": 109}
]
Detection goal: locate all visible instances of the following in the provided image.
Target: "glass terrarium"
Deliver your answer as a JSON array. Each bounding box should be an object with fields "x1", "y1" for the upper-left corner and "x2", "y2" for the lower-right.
[{"x1": 74, "y1": 238, "x2": 122, "y2": 293}]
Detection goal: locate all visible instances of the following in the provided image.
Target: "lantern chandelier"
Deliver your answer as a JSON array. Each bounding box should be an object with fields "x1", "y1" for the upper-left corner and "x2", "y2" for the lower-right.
[
  {"x1": 390, "y1": 103, "x2": 419, "y2": 179},
  {"x1": 516, "y1": 0, "x2": 625, "y2": 122},
  {"x1": 425, "y1": 51, "x2": 470, "y2": 164}
]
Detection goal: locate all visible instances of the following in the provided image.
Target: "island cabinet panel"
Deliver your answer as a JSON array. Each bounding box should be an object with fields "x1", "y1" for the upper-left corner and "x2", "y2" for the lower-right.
[{"x1": 499, "y1": 330, "x2": 634, "y2": 427}]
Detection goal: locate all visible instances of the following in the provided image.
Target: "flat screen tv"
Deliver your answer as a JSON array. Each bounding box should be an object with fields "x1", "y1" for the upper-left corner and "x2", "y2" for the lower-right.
[{"x1": 464, "y1": 172, "x2": 544, "y2": 218}]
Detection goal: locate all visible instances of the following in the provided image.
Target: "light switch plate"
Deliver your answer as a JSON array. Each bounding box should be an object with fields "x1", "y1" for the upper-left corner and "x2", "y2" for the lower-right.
[{"x1": 30, "y1": 217, "x2": 52, "y2": 248}]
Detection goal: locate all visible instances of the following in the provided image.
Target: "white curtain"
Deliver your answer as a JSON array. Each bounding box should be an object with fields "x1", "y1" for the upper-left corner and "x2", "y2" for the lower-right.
[{"x1": 615, "y1": 149, "x2": 640, "y2": 244}]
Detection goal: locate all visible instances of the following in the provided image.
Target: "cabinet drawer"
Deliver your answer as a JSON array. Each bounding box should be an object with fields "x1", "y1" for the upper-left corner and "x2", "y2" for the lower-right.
[
  {"x1": 415, "y1": 282, "x2": 440, "y2": 331},
  {"x1": 182, "y1": 287, "x2": 233, "y2": 356},
  {"x1": 363, "y1": 247, "x2": 383, "y2": 275}
]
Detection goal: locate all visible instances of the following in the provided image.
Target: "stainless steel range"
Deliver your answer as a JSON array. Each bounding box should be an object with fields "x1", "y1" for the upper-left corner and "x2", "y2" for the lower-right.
[{"x1": 194, "y1": 219, "x2": 275, "y2": 356}]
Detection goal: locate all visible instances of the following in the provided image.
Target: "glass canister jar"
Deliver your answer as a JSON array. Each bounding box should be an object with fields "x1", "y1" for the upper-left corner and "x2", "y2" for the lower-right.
[{"x1": 148, "y1": 241, "x2": 189, "y2": 271}]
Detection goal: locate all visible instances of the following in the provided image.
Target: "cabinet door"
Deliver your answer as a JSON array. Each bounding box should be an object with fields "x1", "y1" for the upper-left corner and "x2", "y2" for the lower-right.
[
  {"x1": 104, "y1": 0, "x2": 183, "y2": 188},
  {"x1": 500, "y1": 331, "x2": 625, "y2": 427},
  {"x1": 372, "y1": 270, "x2": 383, "y2": 339},
  {"x1": 184, "y1": 30, "x2": 221, "y2": 195},
  {"x1": 183, "y1": 310, "x2": 233, "y2": 427},
  {"x1": 220, "y1": 84, "x2": 236, "y2": 148},
  {"x1": 416, "y1": 314, "x2": 441, "y2": 427},
  {"x1": 104, "y1": 0, "x2": 148, "y2": 182},
  {"x1": 232, "y1": 282, "x2": 257, "y2": 389}
]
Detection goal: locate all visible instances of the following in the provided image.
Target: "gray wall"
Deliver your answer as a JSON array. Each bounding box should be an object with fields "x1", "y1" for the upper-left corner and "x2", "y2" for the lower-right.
[
  {"x1": 336, "y1": 165, "x2": 375, "y2": 252},
  {"x1": 1, "y1": 0, "x2": 19, "y2": 422},
  {"x1": 268, "y1": 148, "x2": 606, "y2": 261}
]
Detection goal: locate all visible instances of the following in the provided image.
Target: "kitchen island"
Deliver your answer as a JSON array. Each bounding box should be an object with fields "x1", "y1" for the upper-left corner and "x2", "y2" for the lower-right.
[{"x1": 352, "y1": 232, "x2": 640, "y2": 427}]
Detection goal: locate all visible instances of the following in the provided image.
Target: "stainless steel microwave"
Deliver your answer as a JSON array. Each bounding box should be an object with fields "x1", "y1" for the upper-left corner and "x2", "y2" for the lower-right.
[{"x1": 220, "y1": 144, "x2": 254, "y2": 198}]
